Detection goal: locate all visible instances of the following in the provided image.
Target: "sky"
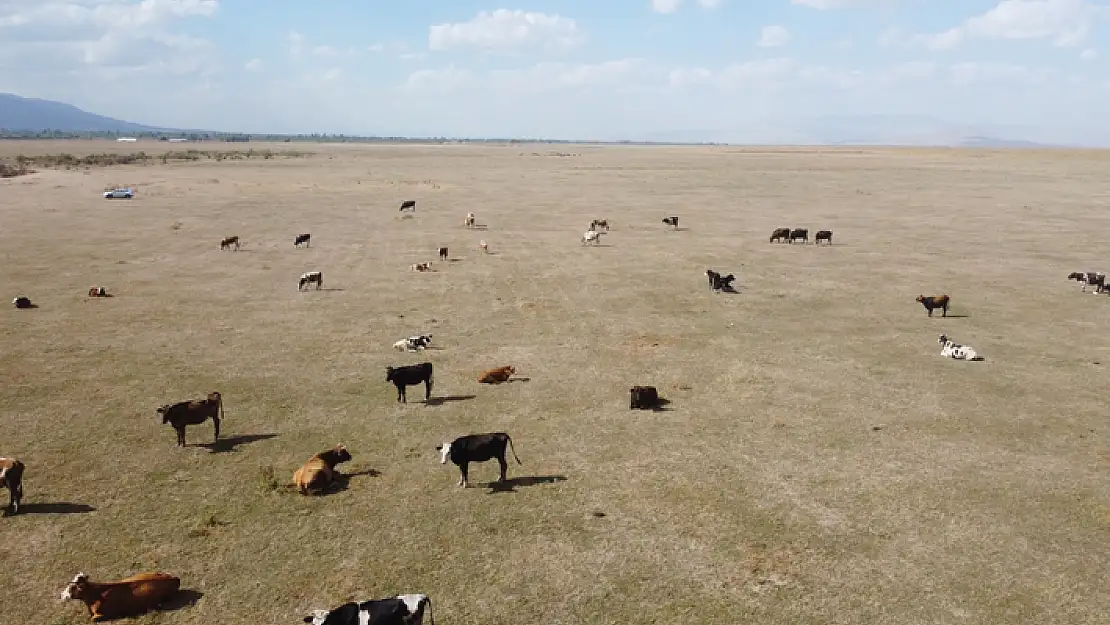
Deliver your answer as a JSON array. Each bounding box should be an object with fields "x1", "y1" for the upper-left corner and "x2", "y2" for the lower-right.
[{"x1": 0, "y1": 0, "x2": 1108, "y2": 142}]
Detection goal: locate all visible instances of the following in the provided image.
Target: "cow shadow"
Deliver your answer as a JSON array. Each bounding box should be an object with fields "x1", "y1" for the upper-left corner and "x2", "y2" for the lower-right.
[
  {"x1": 470, "y1": 224, "x2": 489, "y2": 230},
  {"x1": 634, "y1": 397, "x2": 672, "y2": 412},
  {"x1": 668, "y1": 227, "x2": 689, "y2": 232},
  {"x1": 447, "y1": 258, "x2": 463, "y2": 262},
  {"x1": 940, "y1": 314, "x2": 969, "y2": 319},
  {"x1": 160, "y1": 589, "x2": 204, "y2": 614},
  {"x1": 506, "y1": 377, "x2": 531, "y2": 383},
  {"x1": 14, "y1": 303, "x2": 39, "y2": 309},
  {"x1": 425, "y1": 394, "x2": 477, "y2": 406},
  {"x1": 202, "y1": 433, "x2": 279, "y2": 454},
  {"x1": 330, "y1": 468, "x2": 383, "y2": 493},
  {"x1": 715, "y1": 285, "x2": 743, "y2": 295},
  {"x1": 5, "y1": 502, "x2": 96, "y2": 516},
  {"x1": 487, "y1": 475, "x2": 568, "y2": 493},
  {"x1": 317, "y1": 288, "x2": 345, "y2": 292}
]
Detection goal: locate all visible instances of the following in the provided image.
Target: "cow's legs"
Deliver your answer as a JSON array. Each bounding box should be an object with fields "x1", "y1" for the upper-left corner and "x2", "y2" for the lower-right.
[
  {"x1": 458, "y1": 463, "x2": 469, "y2": 488},
  {"x1": 942, "y1": 306, "x2": 947, "y2": 318},
  {"x1": 425, "y1": 378, "x2": 433, "y2": 401},
  {"x1": 175, "y1": 426, "x2": 186, "y2": 447},
  {"x1": 212, "y1": 417, "x2": 220, "y2": 442},
  {"x1": 398, "y1": 385, "x2": 406, "y2": 403},
  {"x1": 498, "y1": 456, "x2": 508, "y2": 482}
]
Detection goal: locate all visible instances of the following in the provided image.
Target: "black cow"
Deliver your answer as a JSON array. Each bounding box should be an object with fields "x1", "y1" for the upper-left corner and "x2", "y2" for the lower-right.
[
  {"x1": 705, "y1": 269, "x2": 736, "y2": 292},
  {"x1": 304, "y1": 594, "x2": 434, "y2": 625},
  {"x1": 436, "y1": 432, "x2": 522, "y2": 488},
  {"x1": 630, "y1": 385, "x2": 659, "y2": 410},
  {"x1": 769, "y1": 227, "x2": 791, "y2": 243},
  {"x1": 156, "y1": 391, "x2": 223, "y2": 447},
  {"x1": 386, "y1": 362, "x2": 434, "y2": 403},
  {"x1": 815, "y1": 230, "x2": 833, "y2": 245},
  {"x1": 12, "y1": 297, "x2": 32, "y2": 309},
  {"x1": 662, "y1": 216, "x2": 679, "y2": 229},
  {"x1": 438, "y1": 247, "x2": 448, "y2": 261},
  {"x1": 294, "y1": 233, "x2": 311, "y2": 247},
  {"x1": 789, "y1": 228, "x2": 808, "y2": 244},
  {"x1": 399, "y1": 200, "x2": 416, "y2": 212}
]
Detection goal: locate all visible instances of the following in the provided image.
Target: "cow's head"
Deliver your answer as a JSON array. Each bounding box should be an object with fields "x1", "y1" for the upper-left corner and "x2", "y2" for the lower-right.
[
  {"x1": 506, "y1": 366, "x2": 516, "y2": 376},
  {"x1": 938, "y1": 334, "x2": 949, "y2": 345},
  {"x1": 385, "y1": 366, "x2": 395, "y2": 381},
  {"x1": 303, "y1": 609, "x2": 330, "y2": 625},
  {"x1": 436, "y1": 442, "x2": 452, "y2": 464},
  {"x1": 156, "y1": 405, "x2": 171, "y2": 423},
  {"x1": 915, "y1": 295, "x2": 926, "y2": 303},
  {"x1": 61, "y1": 573, "x2": 90, "y2": 601},
  {"x1": 329, "y1": 444, "x2": 352, "y2": 465}
]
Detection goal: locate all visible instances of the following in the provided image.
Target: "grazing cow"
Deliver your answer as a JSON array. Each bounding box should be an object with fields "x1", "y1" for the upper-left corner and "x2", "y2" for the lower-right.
[
  {"x1": 590, "y1": 219, "x2": 610, "y2": 231},
  {"x1": 293, "y1": 444, "x2": 352, "y2": 495},
  {"x1": 386, "y1": 362, "x2": 434, "y2": 403},
  {"x1": 295, "y1": 233, "x2": 311, "y2": 247},
  {"x1": 788, "y1": 228, "x2": 808, "y2": 244},
  {"x1": 769, "y1": 227, "x2": 791, "y2": 243},
  {"x1": 156, "y1": 391, "x2": 223, "y2": 447},
  {"x1": 61, "y1": 572, "x2": 181, "y2": 622},
  {"x1": 916, "y1": 294, "x2": 950, "y2": 318},
  {"x1": 220, "y1": 235, "x2": 240, "y2": 251},
  {"x1": 299, "y1": 271, "x2": 324, "y2": 290},
  {"x1": 1081, "y1": 272, "x2": 1106, "y2": 293},
  {"x1": 705, "y1": 269, "x2": 736, "y2": 292},
  {"x1": 438, "y1": 246, "x2": 448, "y2": 261},
  {"x1": 393, "y1": 334, "x2": 433, "y2": 352},
  {"x1": 400, "y1": 200, "x2": 416, "y2": 212},
  {"x1": 12, "y1": 296, "x2": 32, "y2": 309},
  {"x1": 479, "y1": 240, "x2": 489, "y2": 253},
  {"x1": 815, "y1": 230, "x2": 833, "y2": 245},
  {"x1": 304, "y1": 594, "x2": 434, "y2": 625},
  {"x1": 478, "y1": 365, "x2": 515, "y2": 384},
  {"x1": 662, "y1": 216, "x2": 679, "y2": 229},
  {"x1": 436, "y1": 432, "x2": 521, "y2": 488},
  {"x1": 630, "y1": 385, "x2": 660, "y2": 410},
  {"x1": 88, "y1": 286, "x2": 107, "y2": 297},
  {"x1": 1067, "y1": 271, "x2": 1086, "y2": 283},
  {"x1": 0, "y1": 457, "x2": 24, "y2": 515},
  {"x1": 463, "y1": 212, "x2": 475, "y2": 228},
  {"x1": 411, "y1": 262, "x2": 433, "y2": 272},
  {"x1": 582, "y1": 230, "x2": 606, "y2": 245},
  {"x1": 938, "y1": 334, "x2": 981, "y2": 361}
]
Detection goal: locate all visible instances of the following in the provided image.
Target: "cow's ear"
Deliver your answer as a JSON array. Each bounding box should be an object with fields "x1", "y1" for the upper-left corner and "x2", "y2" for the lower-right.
[
  {"x1": 435, "y1": 445, "x2": 442, "y2": 451},
  {"x1": 303, "y1": 617, "x2": 314, "y2": 624}
]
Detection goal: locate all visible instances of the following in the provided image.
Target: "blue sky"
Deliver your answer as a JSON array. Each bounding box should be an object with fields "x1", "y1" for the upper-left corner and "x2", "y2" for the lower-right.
[{"x1": 0, "y1": 1, "x2": 1107, "y2": 142}]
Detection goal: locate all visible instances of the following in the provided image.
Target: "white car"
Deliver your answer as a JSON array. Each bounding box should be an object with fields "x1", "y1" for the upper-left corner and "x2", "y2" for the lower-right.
[{"x1": 103, "y1": 188, "x2": 134, "y2": 199}]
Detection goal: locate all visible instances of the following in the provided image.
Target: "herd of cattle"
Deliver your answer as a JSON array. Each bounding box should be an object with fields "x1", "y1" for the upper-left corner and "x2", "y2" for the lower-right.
[{"x1": 4, "y1": 189, "x2": 1105, "y2": 624}]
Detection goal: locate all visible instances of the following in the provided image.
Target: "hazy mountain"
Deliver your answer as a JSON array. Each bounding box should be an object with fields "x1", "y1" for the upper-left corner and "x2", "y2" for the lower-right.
[{"x1": 0, "y1": 93, "x2": 161, "y2": 133}]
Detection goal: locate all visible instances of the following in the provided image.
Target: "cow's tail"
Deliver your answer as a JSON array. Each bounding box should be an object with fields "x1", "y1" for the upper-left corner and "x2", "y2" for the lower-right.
[
  {"x1": 425, "y1": 596, "x2": 434, "y2": 625},
  {"x1": 507, "y1": 435, "x2": 522, "y2": 465},
  {"x1": 218, "y1": 394, "x2": 225, "y2": 420}
]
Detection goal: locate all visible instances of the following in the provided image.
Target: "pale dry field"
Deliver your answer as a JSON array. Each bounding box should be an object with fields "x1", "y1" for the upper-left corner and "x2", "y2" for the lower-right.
[{"x1": 1, "y1": 140, "x2": 1109, "y2": 625}]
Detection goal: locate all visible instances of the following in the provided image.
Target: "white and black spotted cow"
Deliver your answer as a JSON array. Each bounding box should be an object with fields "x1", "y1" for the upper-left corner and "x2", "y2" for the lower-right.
[
  {"x1": 581, "y1": 230, "x2": 606, "y2": 245},
  {"x1": 304, "y1": 594, "x2": 433, "y2": 625},
  {"x1": 299, "y1": 271, "x2": 324, "y2": 291},
  {"x1": 393, "y1": 334, "x2": 433, "y2": 352},
  {"x1": 938, "y1": 334, "x2": 982, "y2": 361}
]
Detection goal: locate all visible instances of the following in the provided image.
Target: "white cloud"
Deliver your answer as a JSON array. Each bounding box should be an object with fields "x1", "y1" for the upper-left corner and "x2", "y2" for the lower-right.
[
  {"x1": 244, "y1": 58, "x2": 262, "y2": 71},
  {"x1": 402, "y1": 65, "x2": 472, "y2": 92},
  {"x1": 758, "y1": 25, "x2": 791, "y2": 47},
  {"x1": 1080, "y1": 47, "x2": 1097, "y2": 59},
  {"x1": 287, "y1": 30, "x2": 304, "y2": 57},
  {"x1": 790, "y1": 0, "x2": 884, "y2": 7},
  {"x1": 669, "y1": 58, "x2": 795, "y2": 88},
  {"x1": 912, "y1": 0, "x2": 1104, "y2": 50},
  {"x1": 367, "y1": 42, "x2": 384, "y2": 52},
  {"x1": 697, "y1": 0, "x2": 723, "y2": 8},
  {"x1": 948, "y1": 61, "x2": 1059, "y2": 85},
  {"x1": 652, "y1": 0, "x2": 683, "y2": 13},
  {"x1": 428, "y1": 9, "x2": 584, "y2": 53}
]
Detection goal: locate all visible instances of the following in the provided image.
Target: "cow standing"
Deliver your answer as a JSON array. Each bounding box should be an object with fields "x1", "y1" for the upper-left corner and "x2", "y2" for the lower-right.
[
  {"x1": 400, "y1": 200, "x2": 417, "y2": 212},
  {"x1": 662, "y1": 216, "x2": 679, "y2": 229},
  {"x1": 705, "y1": 269, "x2": 736, "y2": 292},
  {"x1": 438, "y1": 247, "x2": 448, "y2": 261},
  {"x1": 0, "y1": 457, "x2": 24, "y2": 515},
  {"x1": 590, "y1": 219, "x2": 610, "y2": 231},
  {"x1": 815, "y1": 230, "x2": 833, "y2": 245},
  {"x1": 582, "y1": 230, "x2": 605, "y2": 245},
  {"x1": 788, "y1": 228, "x2": 808, "y2": 244},
  {"x1": 630, "y1": 386, "x2": 660, "y2": 410},
  {"x1": 386, "y1": 362, "x2": 434, "y2": 403},
  {"x1": 220, "y1": 236, "x2": 240, "y2": 251},
  {"x1": 293, "y1": 445, "x2": 352, "y2": 495},
  {"x1": 295, "y1": 233, "x2": 311, "y2": 247},
  {"x1": 12, "y1": 296, "x2": 32, "y2": 309},
  {"x1": 304, "y1": 594, "x2": 434, "y2": 625},
  {"x1": 156, "y1": 391, "x2": 223, "y2": 447},
  {"x1": 436, "y1": 432, "x2": 521, "y2": 488},
  {"x1": 299, "y1": 271, "x2": 324, "y2": 290},
  {"x1": 916, "y1": 294, "x2": 950, "y2": 318},
  {"x1": 61, "y1": 572, "x2": 181, "y2": 622},
  {"x1": 769, "y1": 227, "x2": 791, "y2": 243}
]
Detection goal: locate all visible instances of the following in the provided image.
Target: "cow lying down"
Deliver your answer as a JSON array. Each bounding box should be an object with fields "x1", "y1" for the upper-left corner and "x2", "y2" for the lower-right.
[
  {"x1": 61, "y1": 572, "x2": 181, "y2": 622},
  {"x1": 305, "y1": 593, "x2": 434, "y2": 625},
  {"x1": 938, "y1": 334, "x2": 983, "y2": 361}
]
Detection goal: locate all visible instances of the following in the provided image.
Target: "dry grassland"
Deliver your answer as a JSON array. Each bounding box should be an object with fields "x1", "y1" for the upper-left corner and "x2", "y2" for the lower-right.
[{"x1": 1, "y1": 140, "x2": 1109, "y2": 625}]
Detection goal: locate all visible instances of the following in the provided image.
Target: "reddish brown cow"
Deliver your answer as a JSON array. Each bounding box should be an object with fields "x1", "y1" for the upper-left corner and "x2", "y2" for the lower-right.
[
  {"x1": 293, "y1": 445, "x2": 352, "y2": 495},
  {"x1": 0, "y1": 457, "x2": 24, "y2": 515},
  {"x1": 916, "y1": 294, "x2": 950, "y2": 318},
  {"x1": 61, "y1": 572, "x2": 180, "y2": 622},
  {"x1": 478, "y1": 366, "x2": 516, "y2": 384}
]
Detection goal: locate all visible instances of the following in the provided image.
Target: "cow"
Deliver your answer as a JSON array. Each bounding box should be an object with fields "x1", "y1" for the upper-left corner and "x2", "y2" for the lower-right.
[
  {"x1": 436, "y1": 432, "x2": 521, "y2": 488},
  {"x1": 299, "y1": 271, "x2": 324, "y2": 290},
  {"x1": 478, "y1": 365, "x2": 515, "y2": 384},
  {"x1": 590, "y1": 219, "x2": 610, "y2": 231},
  {"x1": 220, "y1": 235, "x2": 240, "y2": 251},
  {"x1": 815, "y1": 230, "x2": 833, "y2": 245},
  {"x1": 630, "y1": 385, "x2": 660, "y2": 410},
  {"x1": 788, "y1": 228, "x2": 808, "y2": 244},
  {"x1": 156, "y1": 391, "x2": 222, "y2": 447},
  {"x1": 393, "y1": 334, "x2": 433, "y2": 352},
  {"x1": 938, "y1": 334, "x2": 981, "y2": 361},
  {"x1": 0, "y1": 457, "x2": 24, "y2": 515},
  {"x1": 662, "y1": 216, "x2": 679, "y2": 229},
  {"x1": 293, "y1": 444, "x2": 352, "y2": 495},
  {"x1": 438, "y1": 247, "x2": 448, "y2": 261},
  {"x1": 916, "y1": 294, "x2": 950, "y2": 318},
  {"x1": 400, "y1": 200, "x2": 416, "y2": 212},
  {"x1": 769, "y1": 227, "x2": 791, "y2": 243},
  {"x1": 705, "y1": 269, "x2": 736, "y2": 292},
  {"x1": 463, "y1": 212, "x2": 475, "y2": 228},
  {"x1": 386, "y1": 362, "x2": 434, "y2": 403},
  {"x1": 1082, "y1": 272, "x2": 1106, "y2": 293},
  {"x1": 479, "y1": 240, "x2": 489, "y2": 253},
  {"x1": 87, "y1": 286, "x2": 107, "y2": 297},
  {"x1": 582, "y1": 230, "x2": 606, "y2": 245},
  {"x1": 1067, "y1": 271, "x2": 1086, "y2": 283},
  {"x1": 304, "y1": 594, "x2": 434, "y2": 625},
  {"x1": 295, "y1": 233, "x2": 311, "y2": 247},
  {"x1": 12, "y1": 296, "x2": 32, "y2": 309},
  {"x1": 411, "y1": 262, "x2": 433, "y2": 272},
  {"x1": 61, "y1": 572, "x2": 181, "y2": 622}
]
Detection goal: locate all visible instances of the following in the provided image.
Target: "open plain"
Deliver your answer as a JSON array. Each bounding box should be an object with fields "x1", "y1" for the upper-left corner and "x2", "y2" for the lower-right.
[{"x1": 1, "y1": 141, "x2": 1109, "y2": 625}]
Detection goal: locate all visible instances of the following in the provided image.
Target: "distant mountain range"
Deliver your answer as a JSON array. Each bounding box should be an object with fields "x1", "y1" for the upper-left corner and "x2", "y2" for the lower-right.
[{"x1": 0, "y1": 92, "x2": 1097, "y2": 147}]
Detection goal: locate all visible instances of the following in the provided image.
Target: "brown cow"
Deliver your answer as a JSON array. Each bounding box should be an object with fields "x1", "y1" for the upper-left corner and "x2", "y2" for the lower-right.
[
  {"x1": 61, "y1": 572, "x2": 181, "y2": 622},
  {"x1": 916, "y1": 294, "x2": 950, "y2": 318},
  {"x1": 156, "y1": 392, "x2": 223, "y2": 447},
  {"x1": 478, "y1": 366, "x2": 516, "y2": 384},
  {"x1": 220, "y1": 235, "x2": 240, "y2": 251},
  {"x1": 1, "y1": 457, "x2": 24, "y2": 515},
  {"x1": 293, "y1": 444, "x2": 352, "y2": 495},
  {"x1": 88, "y1": 286, "x2": 108, "y2": 297}
]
